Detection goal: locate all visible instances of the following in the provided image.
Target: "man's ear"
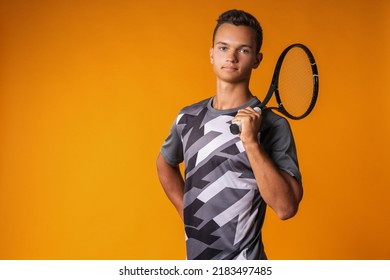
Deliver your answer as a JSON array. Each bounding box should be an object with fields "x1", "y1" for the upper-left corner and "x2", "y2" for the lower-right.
[
  {"x1": 209, "y1": 47, "x2": 214, "y2": 64},
  {"x1": 253, "y1": 52, "x2": 263, "y2": 69}
]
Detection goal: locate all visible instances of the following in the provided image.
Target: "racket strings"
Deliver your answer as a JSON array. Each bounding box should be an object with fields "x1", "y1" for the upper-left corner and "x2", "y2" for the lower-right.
[{"x1": 278, "y1": 48, "x2": 315, "y2": 118}]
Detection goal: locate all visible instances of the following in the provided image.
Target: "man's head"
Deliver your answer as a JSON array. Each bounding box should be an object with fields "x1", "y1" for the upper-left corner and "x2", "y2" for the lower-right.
[{"x1": 212, "y1": 9, "x2": 263, "y2": 54}]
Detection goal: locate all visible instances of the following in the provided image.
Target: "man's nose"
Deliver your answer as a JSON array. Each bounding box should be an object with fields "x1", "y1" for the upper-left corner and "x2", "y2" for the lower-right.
[{"x1": 226, "y1": 50, "x2": 238, "y2": 62}]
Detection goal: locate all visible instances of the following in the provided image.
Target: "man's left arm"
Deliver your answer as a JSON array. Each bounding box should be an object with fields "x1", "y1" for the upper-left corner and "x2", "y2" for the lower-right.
[
  {"x1": 243, "y1": 141, "x2": 303, "y2": 220},
  {"x1": 233, "y1": 107, "x2": 303, "y2": 220}
]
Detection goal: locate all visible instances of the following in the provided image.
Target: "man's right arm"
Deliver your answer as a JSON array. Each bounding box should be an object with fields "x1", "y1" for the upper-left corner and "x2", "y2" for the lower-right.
[{"x1": 156, "y1": 153, "x2": 185, "y2": 221}]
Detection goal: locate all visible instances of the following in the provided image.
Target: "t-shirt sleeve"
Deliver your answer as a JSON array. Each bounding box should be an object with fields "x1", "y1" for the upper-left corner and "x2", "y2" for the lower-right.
[
  {"x1": 160, "y1": 117, "x2": 184, "y2": 166},
  {"x1": 261, "y1": 117, "x2": 302, "y2": 182}
]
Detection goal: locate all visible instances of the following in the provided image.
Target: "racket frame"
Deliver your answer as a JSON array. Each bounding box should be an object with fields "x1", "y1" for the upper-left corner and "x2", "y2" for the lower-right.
[{"x1": 261, "y1": 43, "x2": 319, "y2": 120}]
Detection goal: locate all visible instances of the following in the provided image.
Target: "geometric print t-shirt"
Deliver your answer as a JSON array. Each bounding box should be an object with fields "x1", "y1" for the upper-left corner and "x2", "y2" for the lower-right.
[{"x1": 160, "y1": 96, "x2": 301, "y2": 260}]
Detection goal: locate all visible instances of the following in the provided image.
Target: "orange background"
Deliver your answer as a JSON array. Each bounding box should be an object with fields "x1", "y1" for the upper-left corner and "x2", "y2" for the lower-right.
[{"x1": 1, "y1": 0, "x2": 389, "y2": 259}]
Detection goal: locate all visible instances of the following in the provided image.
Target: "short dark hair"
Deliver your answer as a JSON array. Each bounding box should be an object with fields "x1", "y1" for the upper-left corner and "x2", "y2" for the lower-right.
[{"x1": 212, "y1": 9, "x2": 263, "y2": 53}]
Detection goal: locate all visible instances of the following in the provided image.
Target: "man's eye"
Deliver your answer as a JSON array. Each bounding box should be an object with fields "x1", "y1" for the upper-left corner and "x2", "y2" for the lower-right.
[
  {"x1": 219, "y1": 47, "x2": 228, "y2": 51},
  {"x1": 239, "y1": 49, "x2": 250, "y2": 54}
]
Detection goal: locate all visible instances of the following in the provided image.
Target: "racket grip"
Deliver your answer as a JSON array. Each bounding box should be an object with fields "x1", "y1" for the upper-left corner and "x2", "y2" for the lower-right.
[{"x1": 230, "y1": 107, "x2": 261, "y2": 135}]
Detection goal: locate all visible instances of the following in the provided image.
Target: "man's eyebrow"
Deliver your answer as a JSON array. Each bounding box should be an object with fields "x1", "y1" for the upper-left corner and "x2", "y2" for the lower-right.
[{"x1": 215, "y1": 41, "x2": 253, "y2": 48}]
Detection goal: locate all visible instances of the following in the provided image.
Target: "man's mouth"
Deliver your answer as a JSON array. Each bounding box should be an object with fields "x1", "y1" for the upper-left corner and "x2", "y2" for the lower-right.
[{"x1": 222, "y1": 65, "x2": 238, "y2": 71}]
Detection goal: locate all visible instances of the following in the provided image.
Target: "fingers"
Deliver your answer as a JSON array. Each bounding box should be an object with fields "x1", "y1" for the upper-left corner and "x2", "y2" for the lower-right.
[
  {"x1": 234, "y1": 106, "x2": 262, "y2": 120},
  {"x1": 231, "y1": 106, "x2": 262, "y2": 135}
]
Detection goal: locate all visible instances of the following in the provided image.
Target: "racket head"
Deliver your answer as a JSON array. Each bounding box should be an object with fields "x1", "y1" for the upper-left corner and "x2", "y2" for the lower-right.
[{"x1": 273, "y1": 44, "x2": 319, "y2": 120}]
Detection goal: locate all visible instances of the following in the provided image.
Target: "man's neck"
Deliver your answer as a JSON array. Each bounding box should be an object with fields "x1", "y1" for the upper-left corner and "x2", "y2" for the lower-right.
[{"x1": 212, "y1": 82, "x2": 253, "y2": 110}]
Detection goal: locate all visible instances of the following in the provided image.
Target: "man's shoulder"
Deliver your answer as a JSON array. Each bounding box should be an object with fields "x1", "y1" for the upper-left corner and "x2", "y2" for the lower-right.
[
  {"x1": 179, "y1": 98, "x2": 211, "y2": 115},
  {"x1": 261, "y1": 109, "x2": 291, "y2": 132}
]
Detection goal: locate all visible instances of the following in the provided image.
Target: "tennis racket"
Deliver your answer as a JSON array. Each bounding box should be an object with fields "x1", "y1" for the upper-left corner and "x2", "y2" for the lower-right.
[{"x1": 230, "y1": 43, "x2": 319, "y2": 134}]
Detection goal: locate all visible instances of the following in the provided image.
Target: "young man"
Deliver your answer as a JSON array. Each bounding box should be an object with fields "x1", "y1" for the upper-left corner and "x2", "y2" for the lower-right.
[{"x1": 156, "y1": 9, "x2": 303, "y2": 260}]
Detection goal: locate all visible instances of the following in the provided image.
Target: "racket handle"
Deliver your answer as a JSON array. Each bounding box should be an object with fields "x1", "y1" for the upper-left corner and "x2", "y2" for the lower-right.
[
  {"x1": 254, "y1": 107, "x2": 262, "y2": 113},
  {"x1": 230, "y1": 107, "x2": 261, "y2": 135}
]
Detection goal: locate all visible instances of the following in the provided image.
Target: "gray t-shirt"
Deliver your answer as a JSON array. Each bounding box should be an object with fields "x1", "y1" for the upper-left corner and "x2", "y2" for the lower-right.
[{"x1": 161, "y1": 97, "x2": 301, "y2": 260}]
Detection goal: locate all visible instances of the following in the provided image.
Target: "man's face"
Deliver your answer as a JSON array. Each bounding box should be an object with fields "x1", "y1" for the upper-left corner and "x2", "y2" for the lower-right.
[{"x1": 210, "y1": 23, "x2": 262, "y2": 84}]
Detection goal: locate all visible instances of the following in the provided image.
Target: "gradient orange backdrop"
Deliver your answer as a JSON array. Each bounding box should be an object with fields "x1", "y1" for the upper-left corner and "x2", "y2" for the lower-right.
[{"x1": 1, "y1": 0, "x2": 389, "y2": 260}]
